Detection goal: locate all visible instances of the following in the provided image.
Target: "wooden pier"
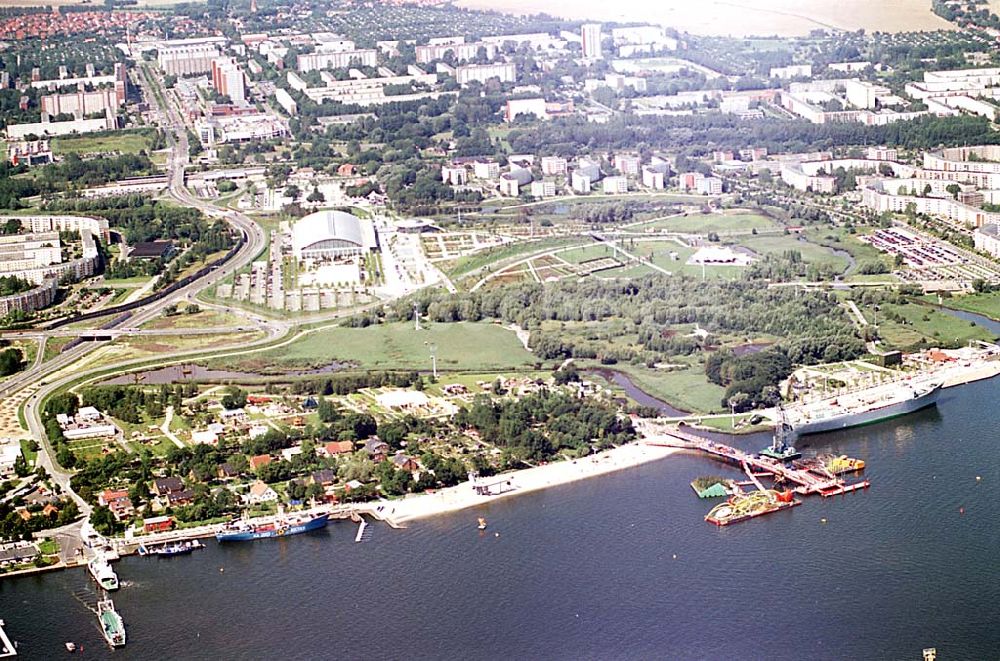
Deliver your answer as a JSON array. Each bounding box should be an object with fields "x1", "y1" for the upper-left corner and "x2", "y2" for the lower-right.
[{"x1": 647, "y1": 428, "x2": 870, "y2": 499}]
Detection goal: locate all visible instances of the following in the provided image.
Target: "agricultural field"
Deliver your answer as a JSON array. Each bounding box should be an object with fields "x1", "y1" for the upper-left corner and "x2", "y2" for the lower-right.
[{"x1": 222, "y1": 321, "x2": 537, "y2": 373}]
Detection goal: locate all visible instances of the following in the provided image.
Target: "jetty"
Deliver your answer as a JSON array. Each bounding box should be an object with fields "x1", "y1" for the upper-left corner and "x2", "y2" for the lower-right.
[
  {"x1": 0, "y1": 619, "x2": 16, "y2": 658},
  {"x1": 354, "y1": 519, "x2": 368, "y2": 543},
  {"x1": 646, "y1": 428, "x2": 870, "y2": 498}
]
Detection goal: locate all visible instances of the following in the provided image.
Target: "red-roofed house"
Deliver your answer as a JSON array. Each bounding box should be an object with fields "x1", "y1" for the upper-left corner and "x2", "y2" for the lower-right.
[
  {"x1": 318, "y1": 441, "x2": 354, "y2": 457},
  {"x1": 249, "y1": 454, "x2": 272, "y2": 471}
]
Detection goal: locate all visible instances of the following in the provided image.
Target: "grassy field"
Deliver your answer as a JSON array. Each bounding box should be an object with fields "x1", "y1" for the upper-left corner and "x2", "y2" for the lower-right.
[
  {"x1": 608, "y1": 361, "x2": 726, "y2": 414},
  {"x1": 224, "y1": 321, "x2": 537, "y2": 373},
  {"x1": 51, "y1": 131, "x2": 154, "y2": 156},
  {"x1": 865, "y1": 301, "x2": 996, "y2": 349},
  {"x1": 639, "y1": 211, "x2": 778, "y2": 234},
  {"x1": 929, "y1": 292, "x2": 1000, "y2": 322},
  {"x1": 738, "y1": 233, "x2": 851, "y2": 272},
  {"x1": 627, "y1": 241, "x2": 744, "y2": 280},
  {"x1": 447, "y1": 237, "x2": 585, "y2": 280}
]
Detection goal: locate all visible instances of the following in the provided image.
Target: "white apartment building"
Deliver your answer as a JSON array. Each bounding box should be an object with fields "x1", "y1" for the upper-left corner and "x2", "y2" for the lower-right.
[
  {"x1": 581, "y1": 24, "x2": 602, "y2": 59},
  {"x1": 696, "y1": 176, "x2": 723, "y2": 195},
  {"x1": 571, "y1": 171, "x2": 592, "y2": 193},
  {"x1": 613, "y1": 154, "x2": 641, "y2": 176},
  {"x1": 416, "y1": 40, "x2": 497, "y2": 64},
  {"x1": 441, "y1": 165, "x2": 468, "y2": 185},
  {"x1": 473, "y1": 161, "x2": 500, "y2": 179},
  {"x1": 780, "y1": 165, "x2": 835, "y2": 194},
  {"x1": 540, "y1": 156, "x2": 567, "y2": 176},
  {"x1": 158, "y1": 43, "x2": 221, "y2": 76},
  {"x1": 454, "y1": 62, "x2": 516, "y2": 86},
  {"x1": 530, "y1": 181, "x2": 556, "y2": 198},
  {"x1": 602, "y1": 175, "x2": 628, "y2": 194},
  {"x1": 642, "y1": 166, "x2": 665, "y2": 189},
  {"x1": 297, "y1": 49, "x2": 377, "y2": 72},
  {"x1": 974, "y1": 223, "x2": 1000, "y2": 256}
]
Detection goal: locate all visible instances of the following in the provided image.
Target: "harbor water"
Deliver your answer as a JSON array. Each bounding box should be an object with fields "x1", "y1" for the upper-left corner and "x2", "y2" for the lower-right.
[{"x1": 3, "y1": 376, "x2": 1000, "y2": 659}]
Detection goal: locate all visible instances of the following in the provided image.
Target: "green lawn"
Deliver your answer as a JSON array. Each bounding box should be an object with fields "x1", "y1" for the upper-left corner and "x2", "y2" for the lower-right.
[
  {"x1": 738, "y1": 233, "x2": 851, "y2": 272},
  {"x1": 868, "y1": 301, "x2": 996, "y2": 349},
  {"x1": 448, "y1": 237, "x2": 585, "y2": 280},
  {"x1": 558, "y1": 244, "x2": 621, "y2": 264},
  {"x1": 51, "y1": 131, "x2": 154, "y2": 156},
  {"x1": 640, "y1": 211, "x2": 778, "y2": 234},
  {"x1": 608, "y1": 362, "x2": 727, "y2": 414},
  {"x1": 20, "y1": 439, "x2": 37, "y2": 464},
  {"x1": 929, "y1": 292, "x2": 1000, "y2": 321},
  {"x1": 224, "y1": 321, "x2": 537, "y2": 373}
]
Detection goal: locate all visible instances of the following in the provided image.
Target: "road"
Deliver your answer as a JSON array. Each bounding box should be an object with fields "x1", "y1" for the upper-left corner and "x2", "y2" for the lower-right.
[{"x1": 0, "y1": 64, "x2": 269, "y2": 549}]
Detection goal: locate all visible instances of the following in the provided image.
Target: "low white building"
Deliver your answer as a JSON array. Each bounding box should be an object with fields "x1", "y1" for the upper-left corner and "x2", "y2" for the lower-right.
[
  {"x1": 0, "y1": 439, "x2": 21, "y2": 477},
  {"x1": 571, "y1": 171, "x2": 591, "y2": 193},
  {"x1": 696, "y1": 176, "x2": 723, "y2": 195}
]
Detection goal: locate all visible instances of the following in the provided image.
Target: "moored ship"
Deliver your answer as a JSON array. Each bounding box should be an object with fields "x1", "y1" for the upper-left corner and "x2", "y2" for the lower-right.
[
  {"x1": 88, "y1": 556, "x2": 119, "y2": 591},
  {"x1": 787, "y1": 379, "x2": 941, "y2": 436},
  {"x1": 216, "y1": 511, "x2": 329, "y2": 542},
  {"x1": 97, "y1": 598, "x2": 126, "y2": 648}
]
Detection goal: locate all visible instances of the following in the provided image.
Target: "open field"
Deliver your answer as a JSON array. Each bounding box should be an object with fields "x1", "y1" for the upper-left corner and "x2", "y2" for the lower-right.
[
  {"x1": 455, "y1": 0, "x2": 953, "y2": 36},
  {"x1": 51, "y1": 132, "x2": 154, "y2": 156},
  {"x1": 929, "y1": 292, "x2": 1000, "y2": 322},
  {"x1": 222, "y1": 321, "x2": 537, "y2": 373},
  {"x1": 636, "y1": 211, "x2": 777, "y2": 234},
  {"x1": 860, "y1": 301, "x2": 996, "y2": 349},
  {"x1": 608, "y1": 362, "x2": 726, "y2": 414}
]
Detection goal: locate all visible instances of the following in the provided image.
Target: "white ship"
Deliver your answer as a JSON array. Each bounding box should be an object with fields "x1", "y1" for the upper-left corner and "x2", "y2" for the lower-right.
[
  {"x1": 88, "y1": 555, "x2": 119, "y2": 591},
  {"x1": 787, "y1": 380, "x2": 942, "y2": 436}
]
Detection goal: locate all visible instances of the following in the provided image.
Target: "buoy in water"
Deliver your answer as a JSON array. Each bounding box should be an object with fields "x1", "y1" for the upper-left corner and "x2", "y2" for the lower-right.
[
  {"x1": 494, "y1": 532, "x2": 499, "y2": 537},
  {"x1": 219, "y1": 567, "x2": 225, "y2": 572},
  {"x1": 820, "y1": 518, "x2": 827, "y2": 524},
  {"x1": 959, "y1": 507, "x2": 965, "y2": 514},
  {"x1": 976, "y1": 476, "x2": 982, "y2": 481},
  {"x1": 672, "y1": 554, "x2": 677, "y2": 559}
]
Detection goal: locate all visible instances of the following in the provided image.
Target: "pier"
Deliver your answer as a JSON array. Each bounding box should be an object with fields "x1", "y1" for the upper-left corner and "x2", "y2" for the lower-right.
[
  {"x1": 0, "y1": 620, "x2": 16, "y2": 658},
  {"x1": 647, "y1": 428, "x2": 870, "y2": 497}
]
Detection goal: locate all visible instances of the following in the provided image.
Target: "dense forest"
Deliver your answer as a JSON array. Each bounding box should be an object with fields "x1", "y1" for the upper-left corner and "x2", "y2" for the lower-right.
[{"x1": 455, "y1": 389, "x2": 635, "y2": 461}]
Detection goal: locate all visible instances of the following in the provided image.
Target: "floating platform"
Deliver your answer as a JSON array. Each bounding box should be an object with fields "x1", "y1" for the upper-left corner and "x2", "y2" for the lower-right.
[{"x1": 706, "y1": 499, "x2": 801, "y2": 527}]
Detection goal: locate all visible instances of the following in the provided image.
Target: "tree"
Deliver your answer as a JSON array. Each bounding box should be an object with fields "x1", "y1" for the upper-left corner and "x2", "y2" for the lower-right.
[
  {"x1": 285, "y1": 184, "x2": 301, "y2": 201},
  {"x1": 1, "y1": 219, "x2": 19, "y2": 235},
  {"x1": 307, "y1": 187, "x2": 325, "y2": 203}
]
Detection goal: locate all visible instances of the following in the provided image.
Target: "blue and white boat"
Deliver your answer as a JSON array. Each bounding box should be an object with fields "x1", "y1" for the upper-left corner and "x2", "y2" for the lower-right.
[{"x1": 215, "y1": 511, "x2": 329, "y2": 542}]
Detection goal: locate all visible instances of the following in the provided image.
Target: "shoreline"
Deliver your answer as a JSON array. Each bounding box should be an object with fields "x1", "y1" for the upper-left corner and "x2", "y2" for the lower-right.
[{"x1": 358, "y1": 441, "x2": 681, "y2": 526}]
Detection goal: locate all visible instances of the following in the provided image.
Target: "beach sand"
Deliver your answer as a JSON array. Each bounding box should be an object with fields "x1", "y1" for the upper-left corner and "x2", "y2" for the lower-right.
[
  {"x1": 455, "y1": 0, "x2": 953, "y2": 37},
  {"x1": 366, "y1": 442, "x2": 680, "y2": 526}
]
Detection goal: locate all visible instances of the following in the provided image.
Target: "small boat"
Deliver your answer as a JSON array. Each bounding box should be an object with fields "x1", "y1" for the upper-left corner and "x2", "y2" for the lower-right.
[
  {"x1": 141, "y1": 540, "x2": 205, "y2": 557},
  {"x1": 477, "y1": 517, "x2": 488, "y2": 530},
  {"x1": 65, "y1": 642, "x2": 77, "y2": 652},
  {"x1": 97, "y1": 598, "x2": 125, "y2": 648},
  {"x1": 88, "y1": 556, "x2": 119, "y2": 591}
]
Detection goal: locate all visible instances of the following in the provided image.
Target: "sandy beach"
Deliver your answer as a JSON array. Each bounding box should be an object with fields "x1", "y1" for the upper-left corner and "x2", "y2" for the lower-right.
[
  {"x1": 454, "y1": 0, "x2": 952, "y2": 37},
  {"x1": 364, "y1": 442, "x2": 680, "y2": 525}
]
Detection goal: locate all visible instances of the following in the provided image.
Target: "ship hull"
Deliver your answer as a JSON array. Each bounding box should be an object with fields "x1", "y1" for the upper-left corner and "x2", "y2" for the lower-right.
[
  {"x1": 791, "y1": 384, "x2": 940, "y2": 436},
  {"x1": 215, "y1": 513, "x2": 329, "y2": 542}
]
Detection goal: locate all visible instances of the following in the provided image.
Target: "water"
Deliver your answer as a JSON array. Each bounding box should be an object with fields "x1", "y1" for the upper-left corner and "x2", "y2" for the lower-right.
[
  {"x1": 592, "y1": 368, "x2": 689, "y2": 416},
  {"x1": 3, "y1": 376, "x2": 999, "y2": 659}
]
